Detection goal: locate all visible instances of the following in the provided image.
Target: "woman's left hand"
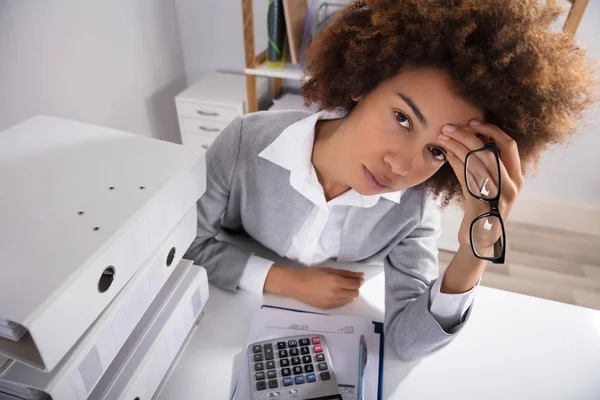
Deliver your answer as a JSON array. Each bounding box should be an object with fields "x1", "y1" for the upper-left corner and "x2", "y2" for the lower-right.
[{"x1": 438, "y1": 120, "x2": 525, "y2": 250}]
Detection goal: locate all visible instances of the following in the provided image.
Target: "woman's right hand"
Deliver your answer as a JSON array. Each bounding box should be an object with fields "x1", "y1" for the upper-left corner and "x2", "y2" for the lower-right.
[{"x1": 264, "y1": 265, "x2": 364, "y2": 309}]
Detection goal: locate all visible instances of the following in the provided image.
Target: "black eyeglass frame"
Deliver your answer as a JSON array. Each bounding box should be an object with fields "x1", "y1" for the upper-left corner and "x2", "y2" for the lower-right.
[{"x1": 465, "y1": 142, "x2": 506, "y2": 264}]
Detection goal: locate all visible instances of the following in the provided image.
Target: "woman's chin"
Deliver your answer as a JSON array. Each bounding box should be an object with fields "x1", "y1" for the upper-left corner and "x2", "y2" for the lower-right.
[{"x1": 352, "y1": 184, "x2": 387, "y2": 196}]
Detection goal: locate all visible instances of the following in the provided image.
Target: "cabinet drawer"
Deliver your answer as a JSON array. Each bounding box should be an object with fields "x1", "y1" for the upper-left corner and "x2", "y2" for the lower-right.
[
  {"x1": 177, "y1": 100, "x2": 240, "y2": 123},
  {"x1": 182, "y1": 132, "x2": 215, "y2": 151},
  {"x1": 179, "y1": 118, "x2": 227, "y2": 137}
]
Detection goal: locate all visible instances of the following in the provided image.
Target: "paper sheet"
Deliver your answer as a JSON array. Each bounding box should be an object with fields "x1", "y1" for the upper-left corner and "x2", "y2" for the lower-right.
[{"x1": 232, "y1": 307, "x2": 381, "y2": 400}]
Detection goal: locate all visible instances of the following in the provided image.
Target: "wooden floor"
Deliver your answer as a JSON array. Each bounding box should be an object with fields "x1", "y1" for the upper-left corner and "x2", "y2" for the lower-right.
[{"x1": 438, "y1": 221, "x2": 600, "y2": 310}]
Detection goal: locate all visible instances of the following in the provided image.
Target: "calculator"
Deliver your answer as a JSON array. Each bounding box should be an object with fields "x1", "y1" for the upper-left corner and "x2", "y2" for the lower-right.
[{"x1": 248, "y1": 334, "x2": 343, "y2": 400}]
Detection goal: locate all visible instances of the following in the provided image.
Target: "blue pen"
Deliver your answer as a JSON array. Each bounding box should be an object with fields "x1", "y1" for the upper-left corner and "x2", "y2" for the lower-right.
[{"x1": 358, "y1": 334, "x2": 367, "y2": 400}]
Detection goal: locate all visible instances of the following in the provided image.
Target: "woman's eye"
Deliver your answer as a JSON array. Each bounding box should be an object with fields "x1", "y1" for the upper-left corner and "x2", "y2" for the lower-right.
[
  {"x1": 428, "y1": 146, "x2": 447, "y2": 162},
  {"x1": 395, "y1": 111, "x2": 411, "y2": 129}
]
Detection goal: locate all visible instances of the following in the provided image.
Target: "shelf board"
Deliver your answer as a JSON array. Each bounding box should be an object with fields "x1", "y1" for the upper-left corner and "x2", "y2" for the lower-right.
[{"x1": 245, "y1": 62, "x2": 306, "y2": 81}]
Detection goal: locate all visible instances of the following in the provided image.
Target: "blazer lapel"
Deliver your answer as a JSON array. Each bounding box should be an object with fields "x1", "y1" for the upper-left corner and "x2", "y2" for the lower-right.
[
  {"x1": 338, "y1": 200, "x2": 399, "y2": 261},
  {"x1": 251, "y1": 161, "x2": 315, "y2": 256}
]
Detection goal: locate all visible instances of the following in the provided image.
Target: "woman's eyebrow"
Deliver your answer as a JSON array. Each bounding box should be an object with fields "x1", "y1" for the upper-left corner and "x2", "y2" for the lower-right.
[{"x1": 397, "y1": 92, "x2": 427, "y2": 127}]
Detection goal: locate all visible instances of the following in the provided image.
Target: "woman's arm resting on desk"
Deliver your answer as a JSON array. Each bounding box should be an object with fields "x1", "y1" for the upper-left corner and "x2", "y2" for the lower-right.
[
  {"x1": 184, "y1": 117, "x2": 259, "y2": 291},
  {"x1": 383, "y1": 190, "x2": 478, "y2": 362}
]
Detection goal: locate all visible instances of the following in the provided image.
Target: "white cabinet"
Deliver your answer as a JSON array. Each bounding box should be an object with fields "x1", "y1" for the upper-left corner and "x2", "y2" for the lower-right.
[{"x1": 175, "y1": 72, "x2": 270, "y2": 151}]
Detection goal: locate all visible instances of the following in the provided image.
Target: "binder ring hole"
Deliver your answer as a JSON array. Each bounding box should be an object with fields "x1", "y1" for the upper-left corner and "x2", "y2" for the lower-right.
[
  {"x1": 93, "y1": 227, "x2": 100, "y2": 231},
  {"x1": 139, "y1": 186, "x2": 146, "y2": 190},
  {"x1": 98, "y1": 266, "x2": 115, "y2": 293},
  {"x1": 77, "y1": 211, "x2": 85, "y2": 216},
  {"x1": 166, "y1": 247, "x2": 176, "y2": 267},
  {"x1": 109, "y1": 186, "x2": 115, "y2": 191}
]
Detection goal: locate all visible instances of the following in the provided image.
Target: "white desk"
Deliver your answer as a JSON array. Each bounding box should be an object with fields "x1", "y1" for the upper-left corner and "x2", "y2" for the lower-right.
[{"x1": 156, "y1": 264, "x2": 600, "y2": 399}]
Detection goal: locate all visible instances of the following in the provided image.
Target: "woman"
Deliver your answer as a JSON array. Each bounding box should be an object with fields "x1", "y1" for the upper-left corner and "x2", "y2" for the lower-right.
[{"x1": 185, "y1": 0, "x2": 596, "y2": 360}]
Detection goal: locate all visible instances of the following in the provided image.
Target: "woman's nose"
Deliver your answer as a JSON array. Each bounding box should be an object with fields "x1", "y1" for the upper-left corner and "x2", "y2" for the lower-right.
[{"x1": 384, "y1": 153, "x2": 411, "y2": 177}]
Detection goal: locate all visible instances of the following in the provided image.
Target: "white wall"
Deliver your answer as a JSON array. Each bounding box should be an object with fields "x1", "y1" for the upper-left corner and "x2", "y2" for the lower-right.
[
  {"x1": 0, "y1": 0, "x2": 186, "y2": 143},
  {"x1": 175, "y1": 0, "x2": 268, "y2": 84}
]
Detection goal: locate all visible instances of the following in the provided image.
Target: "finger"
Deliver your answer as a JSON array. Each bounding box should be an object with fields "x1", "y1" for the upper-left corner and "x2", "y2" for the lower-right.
[
  {"x1": 338, "y1": 289, "x2": 360, "y2": 299},
  {"x1": 323, "y1": 268, "x2": 365, "y2": 279},
  {"x1": 438, "y1": 133, "x2": 472, "y2": 163},
  {"x1": 334, "y1": 275, "x2": 362, "y2": 290},
  {"x1": 331, "y1": 298, "x2": 355, "y2": 308},
  {"x1": 446, "y1": 151, "x2": 467, "y2": 192},
  {"x1": 441, "y1": 124, "x2": 485, "y2": 152},
  {"x1": 439, "y1": 132, "x2": 496, "y2": 176},
  {"x1": 469, "y1": 120, "x2": 523, "y2": 181},
  {"x1": 439, "y1": 134, "x2": 500, "y2": 192},
  {"x1": 464, "y1": 154, "x2": 500, "y2": 195},
  {"x1": 498, "y1": 157, "x2": 519, "y2": 205}
]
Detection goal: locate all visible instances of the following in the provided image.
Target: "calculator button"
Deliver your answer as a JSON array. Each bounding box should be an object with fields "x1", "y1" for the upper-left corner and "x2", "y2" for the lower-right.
[
  {"x1": 281, "y1": 367, "x2": 291, "y2": 377},
  {"x1": 316, "y1": 354, "x2": 325, "y2": 362},
  {"x1": 304, "y1": 364, "x2": 314, "y2": 373},
  {"x1": 290, "y1": 348, "x2": 299, "y2": 357},
  {"x1": 268, "y1": 392, "x2": 280, "y2": 398},
  {"x1": 299, "y1": 338, "x2": 310, "y2": 346},
  {"x1": 254, "y1": 362, "x2": 264, "y2": 371},
  {"x1": 268, "y1": 379, "x2": 278, "y2": 389},
  {"x1": 277, "y1": 341, "x2": 287, "y2": 350},
  {"x1": 320, "y1": 371, "x2": 331, "y2": 381},
  {"x1": 283, "y1": 377, "x2": 293, "y2": 386},
  {"x1": 253, "y1": 345, "x2": 262, "y2": 353},
  {"x1": 289, "y1": 388, "x2": 298, "y2": 394},
  {"x1": 254, "y1": 353, "x2": 263, "y2": 362},
  {"x1": 267, "y1": 370, "x2": 277, "y2": 379},
  {"x1": 293, "y1": 366, "x2": 303, "y2": 375},
  {"x1": 257, "y1": 381, "x2": 267, "y2": 390},
  {"x1": 256, "y1": 372, "x2": 265, "y2": 380},
  {"x1": 288, "y1": 340, "x2": 298, "y2": 348},
  {"x1": 266, "y1": 361, "x2": 275, "y2": 370},
  {"x1": 306, "y1": 373, "x2": 317, "y2": 383},
  {"x1": 278, "y1": 350, "x2": 288, "y2": 358},
  {"x1": 291, "y1": 357, "x2": 301, "y2": 366},
  {"x1": 311, "y1": 337, "x2": 321, "y2": 345},
  {"x1": 295, "y1": 375, "x2": 305, "y2": 385},
  {"x1": 302, "y1": 355, "x2": 312, "y2": 364},
  {"x1": 318, "y1": 362, "x2": 328, "y2": 371},
  {"x1": 314, "y1": 345, "x2": 323, "y2": 353},
  {"x1": 280, "y1": 359, "x2": 290, "y2": 367},
  {"x1": 264, "y1": 343, "x2": 274, "y2": 360},
  {"x1": 300, "y1": 346, "x2": 310, "y2": 355}
]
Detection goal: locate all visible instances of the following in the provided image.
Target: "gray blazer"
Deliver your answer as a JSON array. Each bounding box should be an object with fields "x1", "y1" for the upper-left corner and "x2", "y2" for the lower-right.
[{"x1": 184, "y1": 110, "x2": 471, "y2": 361}]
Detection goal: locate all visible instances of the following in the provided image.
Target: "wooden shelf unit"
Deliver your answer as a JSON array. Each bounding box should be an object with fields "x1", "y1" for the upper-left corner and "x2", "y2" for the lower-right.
[{"x1": 241, "y1": 0, "x2": 590, "y2": 113}]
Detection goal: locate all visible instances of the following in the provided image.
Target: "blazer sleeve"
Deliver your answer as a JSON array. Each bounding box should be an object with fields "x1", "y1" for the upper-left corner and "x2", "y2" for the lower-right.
[
  {"x1": 183, "y1": 116, "x2": 255, "y2": 291},
  {"x1": 383, "y1": 191, "x2": 473, "y2": 361}
]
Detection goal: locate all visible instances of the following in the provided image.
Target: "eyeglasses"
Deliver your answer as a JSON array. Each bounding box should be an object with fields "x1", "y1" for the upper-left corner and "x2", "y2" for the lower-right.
[{"x1": 465, "y1": 142, "x2": 506, "y2": 264}]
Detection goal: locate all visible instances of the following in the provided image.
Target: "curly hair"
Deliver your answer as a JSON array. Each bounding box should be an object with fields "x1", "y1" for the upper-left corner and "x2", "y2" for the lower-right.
[{"x1": 301, "y1": 0, "x2": 597, "y2": 205}]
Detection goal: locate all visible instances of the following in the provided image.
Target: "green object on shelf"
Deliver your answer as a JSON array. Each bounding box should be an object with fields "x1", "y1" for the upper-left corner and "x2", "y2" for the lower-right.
[{"x1": 267, "y1": 0, "x2": 285, "y2": 68}]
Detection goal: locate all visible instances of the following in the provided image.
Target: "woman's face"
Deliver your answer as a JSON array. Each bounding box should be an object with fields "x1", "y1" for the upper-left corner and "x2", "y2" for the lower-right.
[{"x1": 340, "y1": 67, "x2": 485, "y2": 195}]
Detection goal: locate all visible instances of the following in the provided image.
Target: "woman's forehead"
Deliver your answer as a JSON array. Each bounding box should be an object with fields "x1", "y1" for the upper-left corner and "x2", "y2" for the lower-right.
[{"x1": 375, "y1": 68, "x2": 485, "y2": 126}]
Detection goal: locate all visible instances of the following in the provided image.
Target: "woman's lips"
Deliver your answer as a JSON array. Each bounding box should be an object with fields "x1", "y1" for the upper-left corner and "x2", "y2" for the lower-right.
[{"x1": 363, "y1": 166, "x2": 388, "y2": 191}]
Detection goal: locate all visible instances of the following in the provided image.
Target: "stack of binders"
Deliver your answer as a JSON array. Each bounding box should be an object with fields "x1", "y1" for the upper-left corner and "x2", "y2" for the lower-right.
[{"x1": 0, "y1": 116, "x2": 210, "y2": 400}]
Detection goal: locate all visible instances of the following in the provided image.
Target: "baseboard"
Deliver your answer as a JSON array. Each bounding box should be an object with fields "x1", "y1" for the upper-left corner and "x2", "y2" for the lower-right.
[
  {"x1": 510, "y1": 195, "x2": 600, "y2": 237},
  {"x1": 438, "y1": 196, "x2": 600, "y2": 252}
]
